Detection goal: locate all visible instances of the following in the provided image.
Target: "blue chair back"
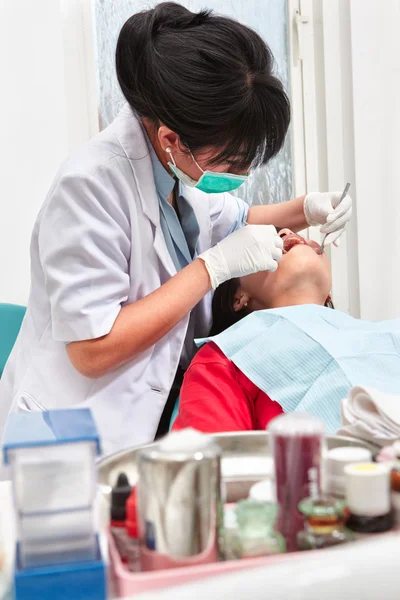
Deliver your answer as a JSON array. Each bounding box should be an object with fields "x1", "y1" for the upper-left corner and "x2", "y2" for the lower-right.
[
  {"x1": 0, "y1": 303, "x2": 26, "y2": 377},
  {"x1": 169, "y1": 397, "x2": 179, "y2": 430}
]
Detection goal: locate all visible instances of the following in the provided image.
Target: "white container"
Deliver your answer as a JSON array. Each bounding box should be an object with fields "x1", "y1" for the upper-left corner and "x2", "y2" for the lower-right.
[
  {"x1": 325, "y1": 446, "x2": 372, "y2": 497},
  {"x1": 344, "y1": 463, "x2": 391, "y2": 517},
  {"x1": 248, "y1": 479, "x2": 276, "y2": 503}
]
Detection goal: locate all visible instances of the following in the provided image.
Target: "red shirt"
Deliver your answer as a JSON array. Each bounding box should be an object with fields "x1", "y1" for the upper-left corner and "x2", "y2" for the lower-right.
[{"x1": 173, "y1": 342, "x2": 283, "y2": 433}]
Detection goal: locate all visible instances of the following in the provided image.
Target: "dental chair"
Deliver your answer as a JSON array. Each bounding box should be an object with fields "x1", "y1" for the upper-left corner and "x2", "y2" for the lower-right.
[
  {"x1": 0, "y1": 303, "x2": 26, "y2": 377},
  {"x1": 169, "y1": 398, "x2": 179, "y2": 430}
]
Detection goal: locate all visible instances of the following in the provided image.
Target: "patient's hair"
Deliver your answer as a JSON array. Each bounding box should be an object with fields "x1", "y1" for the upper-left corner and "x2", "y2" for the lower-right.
[
  {"x1": 210, "y1": 279, "x2": 244, "y2": 336},
  {"x1": 210, "y1": 278, "x2": 334, "y2": 336}
]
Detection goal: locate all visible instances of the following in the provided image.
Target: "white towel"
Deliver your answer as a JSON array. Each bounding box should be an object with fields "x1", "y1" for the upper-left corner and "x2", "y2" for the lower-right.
[{"x1": 338, "y1": 386, "x2": 400, "y2": 447}]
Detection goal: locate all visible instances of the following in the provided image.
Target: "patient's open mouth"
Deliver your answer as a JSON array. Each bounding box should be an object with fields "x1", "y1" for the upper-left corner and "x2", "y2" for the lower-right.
[
  {"x1": 283, "y1": 234, "x2": 322, "y2": 255},
  {"x1": 283, "y1": 234, "x2": 307, "y2": 253}
]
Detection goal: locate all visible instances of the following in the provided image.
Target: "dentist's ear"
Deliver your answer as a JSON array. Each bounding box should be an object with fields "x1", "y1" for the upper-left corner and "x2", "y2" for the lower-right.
[
  {"x1": 158, "y1": 125, "x2": 181, "y2": 154},
  {"x1": 233, "y1": 290, "x2": 250, "y2": 313}
]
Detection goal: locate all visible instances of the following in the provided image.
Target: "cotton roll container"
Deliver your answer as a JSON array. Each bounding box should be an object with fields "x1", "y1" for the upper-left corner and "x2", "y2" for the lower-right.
[{"x1": 136, "y1": 429, "x2": 222, "y2": 571}]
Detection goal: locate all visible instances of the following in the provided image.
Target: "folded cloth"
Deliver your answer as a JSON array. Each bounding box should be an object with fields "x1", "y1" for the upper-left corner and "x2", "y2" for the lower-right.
[
  {"x1": 338, "y1": 386, "x2": 400, "y2": 447},
  {"x1": 197, "y1": 305, "x2": 400, "y2": 434}
]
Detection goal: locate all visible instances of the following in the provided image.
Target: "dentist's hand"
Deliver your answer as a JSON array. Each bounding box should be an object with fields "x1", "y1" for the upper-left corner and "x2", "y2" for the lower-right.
[
  {"x1": 304, "y1": 191, "x2": 352, "y2": 246},
  {"x1": 199, "y1": 225, "x2": 283, "y2": 290}
]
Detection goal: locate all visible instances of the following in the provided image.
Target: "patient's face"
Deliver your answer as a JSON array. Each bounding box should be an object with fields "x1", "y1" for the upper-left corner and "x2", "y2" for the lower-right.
[{"x1": 238, "y1": 229, "x2": 332, "y2": 310}]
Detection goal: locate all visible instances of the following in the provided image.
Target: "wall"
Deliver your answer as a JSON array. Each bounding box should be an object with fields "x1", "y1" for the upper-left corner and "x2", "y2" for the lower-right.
[
  {"x1": 299, "y1": 0, "x2": 400, "y2": 319},
  {"x1": 350, "y1": 0, "x2": 400, "y2": 320},
  {"x1": 0, "y1": 0, "x2": 95, "y2": 305},
  {"x1": 2, "y1": 0, "x2": 398, "y2": 318}
]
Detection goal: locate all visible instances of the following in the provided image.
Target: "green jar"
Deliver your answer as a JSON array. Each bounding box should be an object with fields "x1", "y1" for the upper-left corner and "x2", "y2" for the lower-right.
[{"x1": 235, "y1": 500, "x2": 286, "y2": 558}]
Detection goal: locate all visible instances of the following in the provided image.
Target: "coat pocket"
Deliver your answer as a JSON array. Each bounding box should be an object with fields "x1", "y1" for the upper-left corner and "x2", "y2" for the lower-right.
[{"x1": 17, "y1": 393, "x2": 46, "y2": 412}]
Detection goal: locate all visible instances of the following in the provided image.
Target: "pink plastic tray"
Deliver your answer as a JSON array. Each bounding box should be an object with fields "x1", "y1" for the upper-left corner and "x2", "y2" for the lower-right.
[{"x1": 108, "y1": 531, "x2": 301, "y2": 597}]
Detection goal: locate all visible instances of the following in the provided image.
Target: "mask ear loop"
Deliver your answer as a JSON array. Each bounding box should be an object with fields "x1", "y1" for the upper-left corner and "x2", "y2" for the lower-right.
[{"x1": 189, "y1": 151, "x2": 205, "y2": 175}]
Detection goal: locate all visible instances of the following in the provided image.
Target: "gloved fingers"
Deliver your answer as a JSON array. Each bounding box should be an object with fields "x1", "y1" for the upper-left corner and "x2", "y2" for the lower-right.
[
  {"x1": 267, "y1": 259, "x2": 279, "y2": 273},
  {"x1": 270, "y1": 236, "x2": 283, "y2": 262},
  {"x1": 330, "y1": 191, "x2": 351, "y2": 210},
  {"x1": 321, "y1": 228, "x2": 344, "y2": 247},
  {"x1": 320, "y1": 206, "x2": 352, "y2": 234},
  {"x1": 271, "y1": 246, "x2": 283, "y2": 262},
  {"x1": 328, "y1": 193, "x2": 352, "y2": 218}
]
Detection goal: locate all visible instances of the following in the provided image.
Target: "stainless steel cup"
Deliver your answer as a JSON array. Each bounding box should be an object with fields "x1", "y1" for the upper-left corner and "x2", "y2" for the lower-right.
[{"x1": 137, "y1": 435, "x2": 222, "y2": 570}]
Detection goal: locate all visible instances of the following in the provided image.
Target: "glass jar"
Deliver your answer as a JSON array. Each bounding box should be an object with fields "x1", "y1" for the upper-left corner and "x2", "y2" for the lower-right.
[
  {"x1": 235, "y1": 500, "x2": 286, "y2": 558},
  {"x1": 297, "y1": 496, "x2": 355, "y2": 551}
]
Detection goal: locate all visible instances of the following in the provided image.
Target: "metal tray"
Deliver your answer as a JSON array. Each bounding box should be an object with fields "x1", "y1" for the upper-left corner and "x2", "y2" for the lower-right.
[{"x1": 97, "y1": 431, "x2": 378, "y2": 503}]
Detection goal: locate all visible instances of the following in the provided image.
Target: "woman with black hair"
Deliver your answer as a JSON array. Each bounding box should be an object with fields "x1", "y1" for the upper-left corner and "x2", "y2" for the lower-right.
[{"x1": 0, "y1": 3, "x2": 352, "y2": 455}]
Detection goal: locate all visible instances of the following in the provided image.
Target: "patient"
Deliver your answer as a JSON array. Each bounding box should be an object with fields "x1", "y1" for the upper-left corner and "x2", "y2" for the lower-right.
[{"x1": 173, "y1": 229, "x2": 400, "y2": 434}]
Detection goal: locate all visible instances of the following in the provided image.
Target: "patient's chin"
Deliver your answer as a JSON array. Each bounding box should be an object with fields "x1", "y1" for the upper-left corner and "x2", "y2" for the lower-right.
[
  {"x1": 278, "y1": 248, "x2": 331, "y2": 288},
  {"x1": 285, "y1": 244, "x2": 330, "y2": 270}
]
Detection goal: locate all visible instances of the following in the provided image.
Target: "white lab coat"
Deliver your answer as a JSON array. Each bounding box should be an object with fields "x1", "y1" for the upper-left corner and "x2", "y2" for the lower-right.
[{"x1": 0, "y1": 105, "x2": 247, "y2": 456}]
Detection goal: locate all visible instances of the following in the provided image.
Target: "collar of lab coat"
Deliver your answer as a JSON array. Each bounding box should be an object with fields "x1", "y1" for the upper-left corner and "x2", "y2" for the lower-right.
[
  {"x1": 113, "y1": 104, "x2": 176, "y2": 277},
  {"x1": 114, "y1": 104, "x2": 210, "y2": 274},
  {"x1": 114, "y1": 104, "x2": 162, "y2": 227}
]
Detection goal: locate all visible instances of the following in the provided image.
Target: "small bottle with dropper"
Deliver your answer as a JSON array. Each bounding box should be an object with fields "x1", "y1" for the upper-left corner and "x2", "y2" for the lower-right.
[
  {"x1": 125, "y1": 487, "x2": 141, "y2": 572},
  {"x1": 297, "y1": 496, "x2": 355, "y2": 550},
  {"x1": 110, "y1": 472, "x2": 131, "y2": 563}
]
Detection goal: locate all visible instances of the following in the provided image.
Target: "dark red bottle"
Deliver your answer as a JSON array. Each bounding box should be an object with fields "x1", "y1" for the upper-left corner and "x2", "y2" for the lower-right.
[{"x1": 268, "y1": 413, "x2": 325, "y2": 551}]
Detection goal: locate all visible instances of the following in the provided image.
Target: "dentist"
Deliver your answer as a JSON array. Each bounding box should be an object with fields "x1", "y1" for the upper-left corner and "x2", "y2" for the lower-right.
[{"x1": 0, "y1": 2, "x2": 352, "y2": 454}]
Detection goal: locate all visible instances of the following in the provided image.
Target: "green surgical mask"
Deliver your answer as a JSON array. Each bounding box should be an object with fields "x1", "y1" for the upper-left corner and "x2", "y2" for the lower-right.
[{"x1": 167, "y1": 148, "x2": 248, "y2": 194}]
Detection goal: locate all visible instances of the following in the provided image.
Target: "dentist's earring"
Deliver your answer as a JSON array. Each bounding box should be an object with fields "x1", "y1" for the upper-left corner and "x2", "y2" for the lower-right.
[
  {"x1": 165, "y1": 147, "x2": 177, "y2": 167},
  {"x1": 244, "y1": 302, "x2": 248, "y2": 308}
]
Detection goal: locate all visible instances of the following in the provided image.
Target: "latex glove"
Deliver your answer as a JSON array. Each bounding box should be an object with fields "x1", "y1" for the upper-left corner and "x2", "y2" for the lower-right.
[
  {"x1": 304, "y1": 191, "x2": 352, "y2": 246},
  {"x1": 199, "y1": 225, "x2": 283, "y2": 290}
]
